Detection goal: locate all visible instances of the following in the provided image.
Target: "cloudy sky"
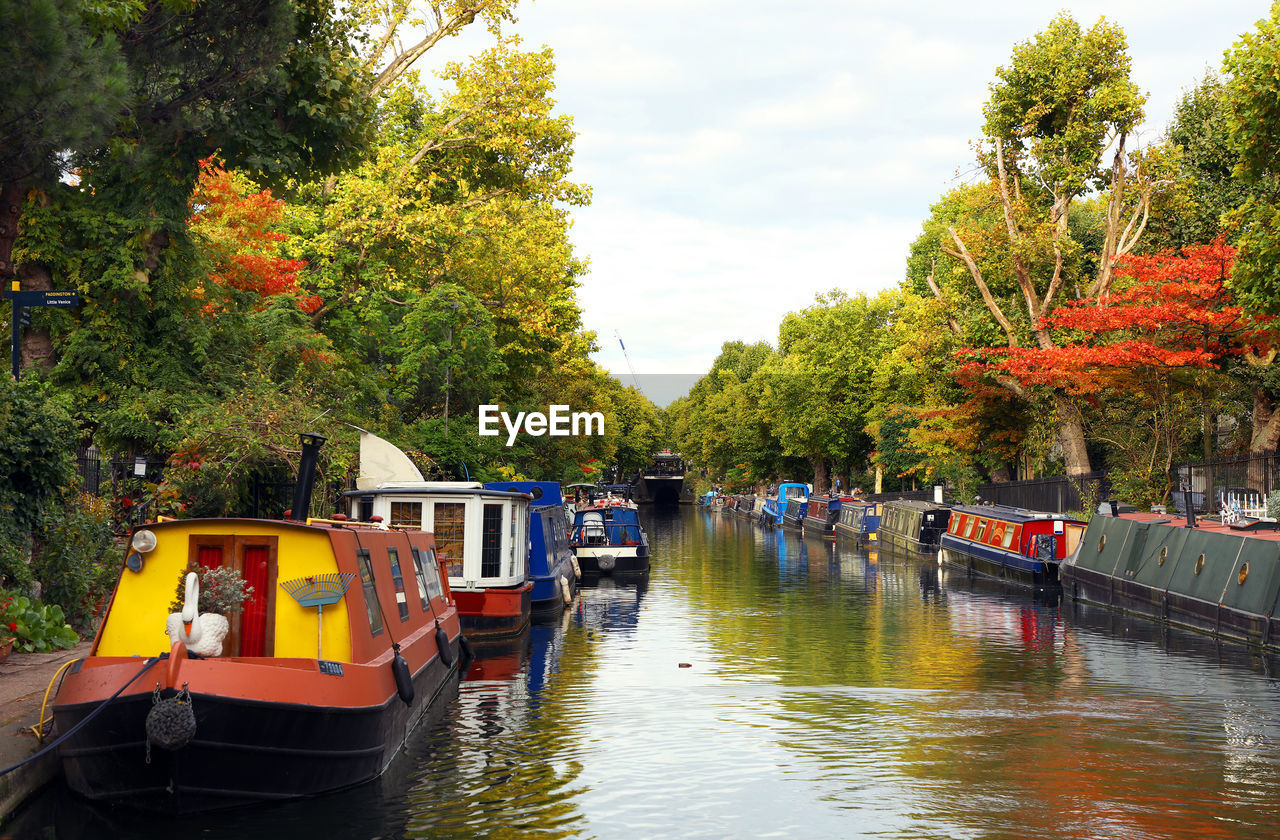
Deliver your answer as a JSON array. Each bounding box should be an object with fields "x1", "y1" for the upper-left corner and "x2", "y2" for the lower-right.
[{"x1": 434, "y1": 0, "x2": 1270, "y2": 402}]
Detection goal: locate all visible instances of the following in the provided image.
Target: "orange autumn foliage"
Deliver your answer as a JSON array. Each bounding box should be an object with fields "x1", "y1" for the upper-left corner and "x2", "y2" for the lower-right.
[{"x1": 189, "y1": 157, "x2": 310, "y2": 310}]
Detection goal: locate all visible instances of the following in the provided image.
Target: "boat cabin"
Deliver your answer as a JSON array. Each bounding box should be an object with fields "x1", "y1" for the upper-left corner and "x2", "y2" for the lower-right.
[
  {"x1": 836, "y1": 500, "x2": 881, "y2": 541},
  {"x1": 485, "y1": 481, "x2": 579, "y2": 615},
  {"x1": 878, "y1": 500, "x2": 952, "y2": 556},
  {"x1": 941, "y1": 504, "x2": 1086, "y2": 586}
]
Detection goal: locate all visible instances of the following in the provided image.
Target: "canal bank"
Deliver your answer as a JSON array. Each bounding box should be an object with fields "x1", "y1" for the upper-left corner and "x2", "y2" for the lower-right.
[{"x1": 0, "y1": 641, "x2": 91, "y2": 823}]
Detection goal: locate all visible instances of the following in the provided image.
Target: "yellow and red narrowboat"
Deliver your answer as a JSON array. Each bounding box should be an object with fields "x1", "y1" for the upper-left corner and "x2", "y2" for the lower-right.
[
  {"x1": 51, "y1": 435, "x2": 464, "y2": 814},
  {"x1": 939, "y1": 503, "x2": 1086, "y2": 588}
]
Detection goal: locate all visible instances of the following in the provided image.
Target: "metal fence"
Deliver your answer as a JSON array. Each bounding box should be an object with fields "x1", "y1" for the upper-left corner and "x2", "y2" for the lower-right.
[
  {"x1": 975, "y1": 472, "x2": 1112, "y2": 514},
  {"x1": 1170, "y1": 451, "x2": 1280, "y2": 514}
]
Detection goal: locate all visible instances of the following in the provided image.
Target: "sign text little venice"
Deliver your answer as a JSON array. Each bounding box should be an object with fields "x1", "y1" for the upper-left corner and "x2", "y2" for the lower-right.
[{"x1": 478, "y1": 405, "x2": 605, "y2": 446}]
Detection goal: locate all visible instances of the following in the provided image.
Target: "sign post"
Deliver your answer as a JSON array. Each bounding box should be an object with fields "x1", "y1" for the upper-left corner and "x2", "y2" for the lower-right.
[{"x1": 4, "y1": 282, "x2": 81, "y2": 379}]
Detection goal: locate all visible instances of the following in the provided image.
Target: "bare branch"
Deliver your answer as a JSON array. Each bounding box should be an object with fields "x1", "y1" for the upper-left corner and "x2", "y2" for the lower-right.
[
  {"x1": 924, "y1": 258, "x2": 964, "y2": 339},
  {"x1": 943, "y1": 227, "x2": 1019, "y2": 348}
]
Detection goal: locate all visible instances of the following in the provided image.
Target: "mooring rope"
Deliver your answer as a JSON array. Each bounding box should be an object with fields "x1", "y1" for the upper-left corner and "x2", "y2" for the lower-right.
[{"x1": 0, "y1": 656, "x2": 160, "y2": 778}]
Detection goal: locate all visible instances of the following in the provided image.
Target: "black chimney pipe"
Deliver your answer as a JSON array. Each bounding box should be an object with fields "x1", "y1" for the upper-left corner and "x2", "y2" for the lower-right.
[
  {"x1": 291, "y1": 432, "x2": 327, "y2": 522},
  {"x1": 1184, "y1": 489, "x2": 1197, "y2": 529}
]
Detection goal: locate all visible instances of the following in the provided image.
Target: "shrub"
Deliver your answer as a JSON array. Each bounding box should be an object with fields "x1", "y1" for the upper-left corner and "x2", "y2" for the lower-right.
[
  {"x1": 0, "y1": 590, "x2": 80, "y2": 653},
  {"x1": 32, "y1": 493, "x2": 119, "y2": 632},
  {"x1": 169, "y1": 565, "x2": 254, "y2": 615}
]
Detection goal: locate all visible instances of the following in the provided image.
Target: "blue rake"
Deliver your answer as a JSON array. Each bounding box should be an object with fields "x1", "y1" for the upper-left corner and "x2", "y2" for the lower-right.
[{"x1": 279, "y1": 573, "x2": 357, "y2": 659}]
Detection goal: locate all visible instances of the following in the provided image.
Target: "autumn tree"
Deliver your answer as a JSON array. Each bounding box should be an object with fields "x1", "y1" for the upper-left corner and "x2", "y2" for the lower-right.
[{"x1": 926, "y1": 14, "x2": 1151, "y2": 477}]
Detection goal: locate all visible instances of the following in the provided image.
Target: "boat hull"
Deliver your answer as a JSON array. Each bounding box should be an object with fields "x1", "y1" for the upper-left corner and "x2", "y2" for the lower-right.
[
  {"x1": 575, "y1": 544, "x2": 650, "y2": 575},
  {"x1": 54, "y1": 644, "x2": 459, "y2": 814},
  {"x1": 939, "y1": 538, "x2": 1059, "y2": 589},
  {"x1": 455, "y1": 583, "x2": 533, "y2": 639}
]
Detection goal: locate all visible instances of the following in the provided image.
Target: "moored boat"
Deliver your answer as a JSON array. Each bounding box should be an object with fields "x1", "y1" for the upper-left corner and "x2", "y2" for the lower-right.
[
  {"x1": 1062, "y1": 512, "x2": 1280, "y2": 649},
  {"x1": 52, "y1": 434, "x2": 463, "y2": 814},
  {"x1": 484, "y1": 481, "x2": 579, "y2": 619},
  {"x1": 803, "y1": 494, "x2": 849, "y2": 539},
  {"x1": 348, "y1": 431, "x2": 532, "y2": 639},
  {"x1": 939, "y1": 504, "x2": 1086, "y2": 588},
  {"x1": 878, "y1": 499, "x2": 952, "y2": 556},
  {"x1": 570, "y1": 494, "x2": 650, "y2": 575},
  {"x1": 835, "y1": 499, "x2": 880, "y2": 544},
  {"x1": 356, "y1": 482, "x2": 533, "y2": 639},
  {"x1": 761, "y1": 482, "x2": 808, "y2": 528}
]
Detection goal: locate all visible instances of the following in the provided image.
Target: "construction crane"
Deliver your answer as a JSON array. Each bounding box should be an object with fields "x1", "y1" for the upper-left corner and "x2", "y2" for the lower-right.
[{"x1": 615, "y1": 330, "x2": 641, "y2": 390}]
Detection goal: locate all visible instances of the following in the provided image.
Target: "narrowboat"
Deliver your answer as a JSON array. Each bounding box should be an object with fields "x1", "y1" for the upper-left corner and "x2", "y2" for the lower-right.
[
  {"x1": 835, "y1": 499, "x2": 881, "y2": 544},
  {"x1": 348, "y1": 431, "x2": 532, "y2": 639},
  {"x1": 484, "y1": 481, "x2": 579, "y2": 619},
  {"x1": 1062, "y1": 512, "x2": 1280, "y2": 650},
  {"x1": 803, "y1": 495, "x2": 849, "y2": 539},
  {"x1": 355, "y1": 483, "x2": 532, "y2": 639},
  {"x1": 52, "y1": 434, "x2": 464, "y2": 814},
  {"x1": 878, "y1": 499, "x2": 952, "y2": 556},
  {"x1": 938, "y1": 504, "x2": 1086, "y2": 588},
  {"x1": 782, "y1": 496, "x2": 809, "y2": 531},
  {"x1": 761, "y1": 482, "x2": 808, "y2": 528},
  {"x1": 570, "y1": 494, "x2": 650, "y2": 575}
]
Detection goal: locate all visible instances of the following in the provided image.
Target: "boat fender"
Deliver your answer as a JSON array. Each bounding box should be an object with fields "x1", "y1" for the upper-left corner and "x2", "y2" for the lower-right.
[
  {"x1": 145, "y1": 684, "x2": 195, "y2": 764},
  {"x1": 571, "y1": 556, "x2": 582, "y2": 578},
  {"x1": 560, "y1": 575, "x2": 573, "y2": 605},
  {"x1": 392, "y1": 651, "x2": 415, "y2": 705},
  {"x1": 598, "y1": 554, "x2": 616, "y2": 572},
  {"x1": 435, "y1": 622, "x2": 455, "y2": 668},
  {"x1": 459, "y1": 634, "x2": 475, "y2": 663}
]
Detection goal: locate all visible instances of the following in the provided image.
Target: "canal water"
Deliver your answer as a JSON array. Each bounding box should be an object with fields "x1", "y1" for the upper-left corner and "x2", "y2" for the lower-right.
[{"x1": 13, "y1": 507, "x2": 1280, "y2": 838}]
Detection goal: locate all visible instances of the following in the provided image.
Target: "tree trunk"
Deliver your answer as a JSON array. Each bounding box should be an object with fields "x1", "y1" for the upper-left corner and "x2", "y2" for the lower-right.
[
  {"x1": 0, "y1": 183, "x2": 24, "y2": 284},
  {"x1": 1056, "y1": 395, "x2": 1093, "y2": 477},
  {"x1": 988, "y1": 463, "x2": 1013, "y2": 483},
  {"x1": 810, "y1": 457, "x2": 829, "y2": 495},
  {"x1": 1248, "y1": 387, "x2": 1280, "y2": 493}
]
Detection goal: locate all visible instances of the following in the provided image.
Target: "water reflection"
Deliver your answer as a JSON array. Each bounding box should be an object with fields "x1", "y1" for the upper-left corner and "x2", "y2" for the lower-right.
[{"x1": 14, "y1": 508, "x2": 1280, "y2": 839}]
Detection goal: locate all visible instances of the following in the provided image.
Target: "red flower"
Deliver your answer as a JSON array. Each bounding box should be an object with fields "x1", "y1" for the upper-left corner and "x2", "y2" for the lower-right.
[{"x1": 7, "y1": 622, "x2": 15, "y2": 632}]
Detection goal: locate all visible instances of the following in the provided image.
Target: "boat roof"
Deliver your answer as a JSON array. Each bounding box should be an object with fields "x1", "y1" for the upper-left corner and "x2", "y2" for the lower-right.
[
  {"x1": 342, "y1": 484, "x2": 529, "y2": 501},
  {"x1": 483, "y1": 480, "x2": 564, "y2": 507},
  {"x1": 949, "y1": 503, "x2": 1084, "y2": 524},
  {"x1": 882, "y1": 499, "x2": 950, "y2": 513}
]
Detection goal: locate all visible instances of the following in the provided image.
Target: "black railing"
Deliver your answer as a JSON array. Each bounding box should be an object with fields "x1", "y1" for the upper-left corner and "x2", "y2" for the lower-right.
[{"x1": 974, "y1": 472, "x2": 1111, "y2": 515}]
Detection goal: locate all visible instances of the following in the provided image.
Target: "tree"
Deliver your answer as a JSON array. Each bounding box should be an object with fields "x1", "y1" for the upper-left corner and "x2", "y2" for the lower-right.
[
  {"x1": 931, "y1": 14, "x2": 1150, "y2": 477},
  {"x1": 967, "y1": 240, "x2": 1279, "y2": 498},
  {"x1": 1223, "y1": 2, "x2": 1280, "y2": 314},
  {"x1": 0, "y1": 0, "x2": 127, "y2": 285}
]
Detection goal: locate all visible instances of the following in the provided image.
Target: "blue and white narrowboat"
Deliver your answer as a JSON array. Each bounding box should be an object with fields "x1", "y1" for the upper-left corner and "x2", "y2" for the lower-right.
[
  {"x1": 761, "y1": 482, "x2": 808, "y2": 528},
  {"x1": 570, "y1": 495, "x2": 651, "y2": 575},
  {"x1": 485, "y1": 481, "x2": 580, "y2": 618},
  {"x1": 940, "y1": 504, "x2": 1087, "y2": 588}
]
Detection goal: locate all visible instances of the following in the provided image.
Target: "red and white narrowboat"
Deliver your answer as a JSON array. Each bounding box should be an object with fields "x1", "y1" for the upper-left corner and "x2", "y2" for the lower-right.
[{"x1": 939, "y1": 504, "x2": 1087, "y2": 588}]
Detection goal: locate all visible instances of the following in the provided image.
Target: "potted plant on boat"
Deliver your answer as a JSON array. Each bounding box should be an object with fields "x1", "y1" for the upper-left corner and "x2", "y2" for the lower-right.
[{"x1": 166, "y1": 565, "x2": 254, "y2": 657}]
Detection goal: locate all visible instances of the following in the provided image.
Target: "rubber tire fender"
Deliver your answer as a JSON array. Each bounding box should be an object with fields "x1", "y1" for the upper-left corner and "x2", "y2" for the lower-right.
[{"x1": 392, "y1": 653, "x2": 415, "y2": 705}]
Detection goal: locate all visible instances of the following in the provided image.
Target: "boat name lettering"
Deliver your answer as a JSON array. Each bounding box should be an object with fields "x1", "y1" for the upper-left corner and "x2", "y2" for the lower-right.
[{"x1": 478, "y1": 404, "x2": 605, "y2": 446}]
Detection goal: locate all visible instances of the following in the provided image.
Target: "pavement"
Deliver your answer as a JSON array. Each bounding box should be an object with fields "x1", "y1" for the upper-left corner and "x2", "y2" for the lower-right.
[{"x1": 0, "y1": 641, "x2": 93, "y2": 824}]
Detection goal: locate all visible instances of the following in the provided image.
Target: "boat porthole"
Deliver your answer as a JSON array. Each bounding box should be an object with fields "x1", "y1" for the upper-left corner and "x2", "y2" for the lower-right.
[
  {"x1": 1195, "y1": 553, "x2": 1206, "y2": 576},
  {"x1": 1239, "y1": 563, "x2": 1250, "y2": 585},
  {"x1": 1158, "y1": 546, "x2": 1168, "y2": 566},
  {"x1": 1098, "y1": 534, "x2": 1107, "y2": 552}
]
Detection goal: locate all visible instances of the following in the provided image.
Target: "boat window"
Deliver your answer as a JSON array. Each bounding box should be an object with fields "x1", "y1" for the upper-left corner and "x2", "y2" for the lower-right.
[
  {"x1": 355, "y1": 548, "x2": 384, "y2": 637},
  {"x1": 1001, "y1": 524, "x2": 1015, "y2": 548},
  {"x1": 432, "y1": 502, "x2": 466, "y2": 578},
  {"x1": 1063, "y1": 523, "x2": 1084, "y2": 555},
  {"x1": 508, "y1": 506, "x2": 522, "y2": 577},
  {"x1": 387, "y1": 547, "x2": 410, "y2": 621},
  {"x1": 389, "y1": 501, "x2": 422, "y2": 528},
  {"x1": 975, "y1": 519, "x2": 988, "y2": 541},
  {"x1": 410, "y1": 548, "x2": 430, "y2": 610},
  {"x1": 481, "y1": 504, "x2": 503, "y2": 577},
  {"x1": 966, "y1": 516, "x2": 978, "y2": 538}
]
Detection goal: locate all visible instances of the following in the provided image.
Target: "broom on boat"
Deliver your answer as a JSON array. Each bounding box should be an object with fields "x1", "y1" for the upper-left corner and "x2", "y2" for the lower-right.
[{"x1": 279, "y1": 573, "x2": 357, "y2": 659}]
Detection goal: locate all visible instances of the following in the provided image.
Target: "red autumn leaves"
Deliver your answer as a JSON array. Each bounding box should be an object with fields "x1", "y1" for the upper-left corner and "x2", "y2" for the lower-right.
[{"x1": 960, "y1": 240, "x2": 1276, "y2": 395}]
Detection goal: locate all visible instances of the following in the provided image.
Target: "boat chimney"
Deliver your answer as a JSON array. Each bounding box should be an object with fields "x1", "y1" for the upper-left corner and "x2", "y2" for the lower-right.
[
  {"x1": 1183, "y1": 489, "x2": 1197, "y2": 529},
  {"x1": 290, "y1": 432, "x2": 327, "y2": 522}
]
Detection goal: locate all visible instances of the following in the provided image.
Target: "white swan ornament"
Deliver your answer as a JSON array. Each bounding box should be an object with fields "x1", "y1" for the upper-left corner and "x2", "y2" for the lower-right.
[{"x1": 166, "y1": 572, "x2": 230, "y2": 657}]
